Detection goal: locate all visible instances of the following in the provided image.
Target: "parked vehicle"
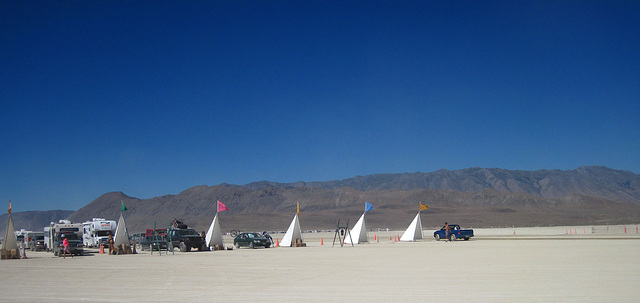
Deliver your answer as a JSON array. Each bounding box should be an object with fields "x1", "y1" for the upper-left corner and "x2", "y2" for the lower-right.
[
  {"x1": 137, "y1": 235, "x2": 168, "y2": 251},
  {"x1": 434, "y1": 224, "x2": 474, "y2": 241},
  {"x1": 15, "y1": 229, "x2": 32, "y2": 248},
  {"x1": 28, "y1": 232, "x2": 46, "y2": 251},
  {"x1": 167, "y1": 219, "x2": 206, "y2": 252},
  {"x1": 48, "y1": 220, "x2": 84, "y2": 256},
  {"x1": 82, "y1": 218, "x2": 117, "y2": 248},
  {"x1": 233, "y1": 232, "x2": 271, "y2": 249}
]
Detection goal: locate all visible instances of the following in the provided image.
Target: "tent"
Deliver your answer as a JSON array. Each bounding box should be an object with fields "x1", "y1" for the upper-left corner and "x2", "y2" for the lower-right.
[
  {"x1": 2, "y1": 214, "x2": 18, "y2": 250},
  {"x1": 280, "y1": 213, "x2": 303, "y2": 247},
  {"x1": 206, "y1": 213, "x2": 224, "y2": 247},
  {"x1": 113, "y1": 213, "x2": 130, "y2": 248},
  {"x1": 400, "y1": 212, "x2": 424, "y2": 242},
  {"x1": 344, "y1": 213, "x2": 368, "y2": 244}
]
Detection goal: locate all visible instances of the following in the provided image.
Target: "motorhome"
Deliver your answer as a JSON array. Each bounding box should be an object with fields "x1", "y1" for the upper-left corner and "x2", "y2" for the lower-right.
[
  {"x1": 48, "y1": 220, "x2": 84, "y2": 256},
  {"x1": 15, "y1": 229, "x2": 33, "y2": 248},
  {"x1": 82, "y1": 218, "x2": 117, "y2": 248}
]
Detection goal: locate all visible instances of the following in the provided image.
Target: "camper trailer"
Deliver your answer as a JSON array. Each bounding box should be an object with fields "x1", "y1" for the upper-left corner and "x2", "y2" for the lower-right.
[
  {"x1": 48, "y1": 220, "x2": 84, "y2": 256},
  {"x1": 82, "y1": 218, "x2": 117, "y2": 248}
]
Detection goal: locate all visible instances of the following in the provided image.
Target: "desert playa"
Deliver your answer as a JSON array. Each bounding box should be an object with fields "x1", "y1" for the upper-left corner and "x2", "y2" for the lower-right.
[{"x1": 1, "y1": 225, "x2": 638, "y2": 302}]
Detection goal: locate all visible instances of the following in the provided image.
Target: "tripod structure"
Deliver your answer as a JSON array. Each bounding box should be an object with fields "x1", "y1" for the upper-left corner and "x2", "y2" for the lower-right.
[{"x1": 332, "y1": 219, "x2": 354, "y2": 247}]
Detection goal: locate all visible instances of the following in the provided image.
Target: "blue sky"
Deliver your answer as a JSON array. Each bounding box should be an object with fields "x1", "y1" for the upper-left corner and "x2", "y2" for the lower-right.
[{"x1": 2, "y1": 1, "x2": 639, "y2": 212}]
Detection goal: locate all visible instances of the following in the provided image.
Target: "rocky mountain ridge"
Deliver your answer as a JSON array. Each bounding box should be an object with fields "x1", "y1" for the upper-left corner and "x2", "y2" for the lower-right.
[{"x1": 4, "y1": 166, "x2": 639, "y2": 235}]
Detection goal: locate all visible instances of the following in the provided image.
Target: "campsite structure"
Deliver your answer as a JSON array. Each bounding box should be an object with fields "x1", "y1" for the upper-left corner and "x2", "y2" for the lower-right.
[
  {"x1": 205, "y1": 200, "x2": 228, "y2": 250},
  {"x1": 400, "y1": 203, "x2": 428, "y2": 242},
  {"x1": 2, "y1": 203, "x2": 19, "y2": 259},
  {"x1": 344, "y1": 202, "x2": 373, "y2": 245},
  {"x1": 280, "y1": 204, "x2": 304, "y2": 247},
  {"x1": 113, "y1": 201, "x2": 133, "y2": 254}
]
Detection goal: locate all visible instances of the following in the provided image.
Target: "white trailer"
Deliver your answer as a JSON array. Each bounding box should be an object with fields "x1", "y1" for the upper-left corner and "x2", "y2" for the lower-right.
[
  {"x1": 48, "y1": 220, "x2": 84, "y2": 256},
  {"x1": 82, "y1": 218, "x2": 117, "y2": 248},
  {"x1": 15, "y1": 229, "x2": 33, "y2": 248}
]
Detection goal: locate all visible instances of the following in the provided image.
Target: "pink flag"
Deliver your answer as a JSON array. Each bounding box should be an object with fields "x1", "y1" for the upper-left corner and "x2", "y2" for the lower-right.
[{"x1": 217, "y1": 200, "x2": 229, "y2": 212}]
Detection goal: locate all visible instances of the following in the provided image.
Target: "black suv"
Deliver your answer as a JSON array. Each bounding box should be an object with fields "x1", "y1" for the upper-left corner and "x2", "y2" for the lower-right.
[{"x1": 167, "y1": 228, "x2": 206, "y2": 252}]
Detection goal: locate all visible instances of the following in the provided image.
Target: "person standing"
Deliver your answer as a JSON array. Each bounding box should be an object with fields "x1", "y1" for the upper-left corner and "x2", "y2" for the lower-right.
[
  {"x1": 445, "y1": 222, "x2": 452, "y2": 242},
  {"x1": 62, "y1": 236, "x2": 71, "y2": 258},
  {"x1": 108, "y1": 233, "x2": 115, "y2": 255}
]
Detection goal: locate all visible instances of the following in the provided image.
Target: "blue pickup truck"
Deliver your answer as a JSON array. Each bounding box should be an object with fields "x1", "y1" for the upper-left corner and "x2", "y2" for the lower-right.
[{"x1": 434, "y1": 224, "x2": 474, "y2": 241}]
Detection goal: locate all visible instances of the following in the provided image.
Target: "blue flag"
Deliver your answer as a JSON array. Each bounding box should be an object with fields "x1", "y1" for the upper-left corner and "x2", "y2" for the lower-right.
[{"x1": 365, "y1": 202, "x2": 373, "y2": 212}]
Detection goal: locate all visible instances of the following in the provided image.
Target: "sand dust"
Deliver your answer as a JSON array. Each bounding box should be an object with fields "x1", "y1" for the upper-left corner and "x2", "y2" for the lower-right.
[{"x1": 1, "y1": 226, "x2": 638, "y2": 302}]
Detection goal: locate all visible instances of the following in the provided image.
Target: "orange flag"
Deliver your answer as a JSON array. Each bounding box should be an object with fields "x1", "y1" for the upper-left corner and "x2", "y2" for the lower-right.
[
  {"x1": 8, "y1": 200, "x2": 11, "y2": 214},
  {"x1": 419, "y1": 203, "x2": 429, "y2": 211}
]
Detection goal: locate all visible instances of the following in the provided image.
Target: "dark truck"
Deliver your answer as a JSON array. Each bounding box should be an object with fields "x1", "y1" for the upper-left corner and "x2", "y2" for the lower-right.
[
  {"x1": 167, "y1": 220, "x2": 207, "y2": 252},
  {"x1": 434, "y1": 224, "x2": 474, "y2": 241}
]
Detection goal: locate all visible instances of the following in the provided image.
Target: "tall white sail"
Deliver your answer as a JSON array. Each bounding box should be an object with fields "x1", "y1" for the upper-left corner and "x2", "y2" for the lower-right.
[
  {"x1": 2, "y1": 214, "x2": 18, "y2": 250},
  {"x1": 113, "y1": 213, "x2": 129, "y2": 248},
  {"x1": 344, "y1": 213, "x2": 368, "y2": 244},
  {"x1": 206, "y1": 213, "x2": 224, "y2": 247},
  {"x1": 400, "y1": 212, "x2": 424, "y2": 242},
  {"x1": 280, "y1": 213, "x2": 302, "y2": 247}
]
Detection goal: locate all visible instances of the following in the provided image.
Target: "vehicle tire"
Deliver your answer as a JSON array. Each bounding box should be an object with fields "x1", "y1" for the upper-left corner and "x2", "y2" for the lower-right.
[
  {"x1": 179, "y1": 242, "x2": 187, "y2": 252},
  {"x1": 54, "y1": 248, "x2": 58, "y2": 256},
  {"x1": 186, "y1": 245, "x2": 192, "y2": 252},
  {"x1": 249, "y1": 242, "x2": 254, "y2": 249},
  {"x1": 265, "y1": 244, "x2": 270, "y2": 248},
  {"x1": 435, "y1": 234, "x2": 441, "y2": 241},
  {"x1": 449, "y1": 234, "x2": 455, "y2": 242},
  {"x1": 235, "y1": 242, "x2": 240, "y2": 249},
  {"x1": 230, "y1": 230, "x2": 239, "y2": 237},
  {"x1": 464, "y1": 237, "x2": 470, "y2": 241}
]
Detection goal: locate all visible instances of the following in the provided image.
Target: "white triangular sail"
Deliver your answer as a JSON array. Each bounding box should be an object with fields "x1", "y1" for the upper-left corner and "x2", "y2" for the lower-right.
[
  {"x1": 113, "y1": 213, "x2": 129, "y2": 248},
  {"x1": 2, "y1": 214, "x2": 18, "y2": 250},
  {"x1": 280, "y1": 213, "x2": 302, "y2": 247},
  {"x1": 206, "y1": 213, "x2": 224, "y2": 247},
  {"x1": 344, "y1": 213, "x2": 368, "y2": 244},
  {"x1": 400, "y1": 212, "x2": 424, "y2": 242}
]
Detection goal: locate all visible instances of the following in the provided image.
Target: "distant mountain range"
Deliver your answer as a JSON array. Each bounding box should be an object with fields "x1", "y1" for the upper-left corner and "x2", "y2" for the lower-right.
[{"x1": 4, "y1": 166, "x2": 640, "y2": 236}]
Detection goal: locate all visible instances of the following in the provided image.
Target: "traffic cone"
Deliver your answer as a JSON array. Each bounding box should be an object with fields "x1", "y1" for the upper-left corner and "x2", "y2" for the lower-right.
[
  {"x1": 99, "y1": 244, "x2": 105, "y2": 254},
  {"x1": 624, "y1": 226, "x2": 627, "y2": 233},
  {"x1": 275, "y1": 238, "x2": 279, "y2": 247},
  {"x1": 320, "y1": 237, "x2": 323, "y2": 245}
]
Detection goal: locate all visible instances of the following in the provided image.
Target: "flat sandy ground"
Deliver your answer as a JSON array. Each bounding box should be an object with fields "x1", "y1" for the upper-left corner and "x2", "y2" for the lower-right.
[{"x1": 1, "y1": 225, "x2": 639, "y2": 302}]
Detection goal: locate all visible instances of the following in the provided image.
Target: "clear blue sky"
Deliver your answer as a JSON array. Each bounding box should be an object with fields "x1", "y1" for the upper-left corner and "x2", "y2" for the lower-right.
[{"x1": 2, "y1": 1, "x2": 639, "y2": 212}]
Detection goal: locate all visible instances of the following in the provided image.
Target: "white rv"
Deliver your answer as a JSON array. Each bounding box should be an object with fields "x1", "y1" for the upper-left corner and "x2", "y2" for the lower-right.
[
  {"x1": 48, "y1": 220, "x2": 84, "y2": 256},
  {"x1": 82, "y1": 218, "x2": 117, "y2": 248}
]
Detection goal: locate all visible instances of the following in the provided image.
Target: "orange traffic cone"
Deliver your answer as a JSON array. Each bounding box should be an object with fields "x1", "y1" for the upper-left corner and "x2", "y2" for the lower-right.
[
  {"x1": 320, "y1": 237, "x2": 323, "y2": 245},
  {"x1": 99, "y1": 244, "x2": 105, "y2": 254},
  {"x1": 275, "y1": 238, "x2": 279, "y2": 247}
]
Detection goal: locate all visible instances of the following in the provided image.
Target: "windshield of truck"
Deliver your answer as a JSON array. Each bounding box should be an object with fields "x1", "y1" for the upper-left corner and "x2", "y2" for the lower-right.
[
  {"x1": 61, "y1": 233, "x2": 80, "y2": 240},
  {"x1": 96, "y1": 231, "x2": 112, "y2": 237},
  {"x1": 35, "y1": 235, "x2": 44, "y2": 240},
  {"x1": 178, "y1": 229, "x2": 198, "y2": 236}
]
